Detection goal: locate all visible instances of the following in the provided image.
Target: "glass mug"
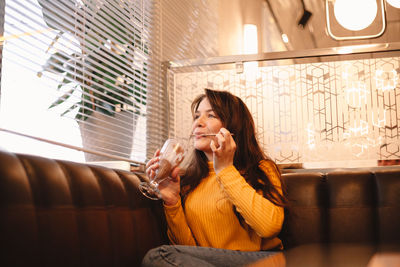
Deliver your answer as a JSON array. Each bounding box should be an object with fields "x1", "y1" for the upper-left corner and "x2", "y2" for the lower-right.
[{"x1": 139, "y1": 138, "x2": 186, "y2": 200}]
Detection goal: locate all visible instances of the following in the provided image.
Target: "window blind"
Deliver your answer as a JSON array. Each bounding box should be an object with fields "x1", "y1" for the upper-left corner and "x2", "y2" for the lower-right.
[{"x1": 0, "y1": 0, "x2": 163, "y2": 165}]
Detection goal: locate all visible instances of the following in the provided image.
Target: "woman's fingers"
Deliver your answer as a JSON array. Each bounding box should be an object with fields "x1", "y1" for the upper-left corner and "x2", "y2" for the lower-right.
[
  {"x1": 219, "y1": 128, "x2": 231, "y2": 137},
  {"x1": 216, "y1": 132, "x2": 225, "y2": 149},
  {"x1": 146, "y1": 157, "x2": 159, "y2": 172},
  {"x1": 145, "y1": 149, "x2": 161, "y2": 177},
  {"x1": 211, "y1": 127, "x2": 236, "y2": 159},
  {"x1": 212, "y1": 128, "x2": 233, "y2": 153},
  {"x1": 146, "y1": 149, "x2": 160, "y2": 168},
  {"x1": 210, "y1": 140, "x2": 217, "y2": 152},
  {"x1": 145, "y1": 158, "x2": 156, "y2": 170},
  {"x1": 211, "y1": 128, "x2": 236, "y2": 173},
  {"x1": 170, "y1": 166, "x2": 181, "y2": 182},
  {"x1": 147, "y1": 162, "x2": 159, "y2": 178}
]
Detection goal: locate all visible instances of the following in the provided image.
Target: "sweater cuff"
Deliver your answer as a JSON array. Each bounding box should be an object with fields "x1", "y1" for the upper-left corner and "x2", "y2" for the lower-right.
[{"x1": 163, "y1": 198, "x2": 182, "y2": 215}]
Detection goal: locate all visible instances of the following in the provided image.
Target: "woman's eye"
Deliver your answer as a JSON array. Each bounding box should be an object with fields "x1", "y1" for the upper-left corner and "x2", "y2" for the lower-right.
[{"x1": 193, "y1": 113, "x2": 217, "y2": 120}]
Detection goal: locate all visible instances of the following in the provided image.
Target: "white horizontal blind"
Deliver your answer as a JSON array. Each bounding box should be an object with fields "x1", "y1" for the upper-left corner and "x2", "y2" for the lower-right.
[
  {"x1": 158, "y1": 0, "x2": 219, "y2": 147},
  {"x1": 0, "y1": 0, "x2": 162, "y2": 164}
]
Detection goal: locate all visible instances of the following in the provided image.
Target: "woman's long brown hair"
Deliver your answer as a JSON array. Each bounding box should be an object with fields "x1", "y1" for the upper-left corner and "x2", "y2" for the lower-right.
[{"x1": 181, "y1": 89, "x2": 287, "y2": 213}]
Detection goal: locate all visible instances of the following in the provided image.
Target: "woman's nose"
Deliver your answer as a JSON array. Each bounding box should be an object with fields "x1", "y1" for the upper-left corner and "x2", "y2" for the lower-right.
[{"x1": 195, "y1": 114, "x2": 206, "y2": 127}]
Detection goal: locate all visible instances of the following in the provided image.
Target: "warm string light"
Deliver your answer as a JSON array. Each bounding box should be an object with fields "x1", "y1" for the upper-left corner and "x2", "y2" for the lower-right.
[
  {"x1": 341, "y1": 63, "x2": 369, "y2": 107},
  {"x1": 344, "y1": 135, "x2": 383, "y2": 157},
  {"x1": 306, "y1": 123, "x2": 316, "y2": 150},
  {"x1": 344, "y1": 81, "x2": 369, "y2": 108},
  {"x1": 344, "y1": 120, "x2": 369, "y2": 138},
  {"x1": 375, "y1": 69, "x2": 399, "y2": 91},
  {"x1": 343, "y1": 120, "x2": 369, "y2": 157},
  {"x1": 372, "y1": 110, "x2": 387, "y2": 128},
  {"x1": 334, "y1": 63, "x2": 390, "y2": 157}
]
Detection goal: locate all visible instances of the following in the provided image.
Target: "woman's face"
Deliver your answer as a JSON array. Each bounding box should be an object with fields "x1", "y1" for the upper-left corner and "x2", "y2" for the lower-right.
[{"x1": 192, "y1": 97, "x2": 223, "y2": 160}]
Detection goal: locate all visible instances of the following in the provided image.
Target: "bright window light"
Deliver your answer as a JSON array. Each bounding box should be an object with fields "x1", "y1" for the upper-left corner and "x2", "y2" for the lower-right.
[{"x1": 334, "y1": 0, "x2": 377, "y2": 31}]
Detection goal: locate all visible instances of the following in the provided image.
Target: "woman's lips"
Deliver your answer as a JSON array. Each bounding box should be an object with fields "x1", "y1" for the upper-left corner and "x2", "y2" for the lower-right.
[{"x1": 192, "y1": 133, "x2": 215, "y2": 137}]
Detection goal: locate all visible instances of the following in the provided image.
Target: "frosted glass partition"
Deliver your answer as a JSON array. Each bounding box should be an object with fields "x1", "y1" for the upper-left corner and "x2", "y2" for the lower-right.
[{"x1": 168, "y1": 55, "x2": 400, "y2": 168}]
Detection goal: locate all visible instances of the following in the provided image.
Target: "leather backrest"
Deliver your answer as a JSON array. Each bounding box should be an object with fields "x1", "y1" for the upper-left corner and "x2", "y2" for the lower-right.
[
  {"x1": 0, "y1": 150, "x2": 168, "y2": 267},
  {"x1": 280, "y1": 168, "x2": 400, "y2": 249},
  {"x1": 374, "y1": 168, "x2": 400, "y2": 243},
  {"x1": 279, "y1": 172, "x2": 328, "y2": 248},
  {"x1": 2, "y1": 149, "x2": 400, "y2": 265}
]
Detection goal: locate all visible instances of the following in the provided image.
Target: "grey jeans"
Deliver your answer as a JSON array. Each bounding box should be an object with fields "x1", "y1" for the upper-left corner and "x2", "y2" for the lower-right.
[{"x1": 141, "y1": 245, "x2": 278, "y2": 267}]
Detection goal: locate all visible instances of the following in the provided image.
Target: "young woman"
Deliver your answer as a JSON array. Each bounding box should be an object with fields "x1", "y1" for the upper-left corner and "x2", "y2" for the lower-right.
[{"x1": 142, "y1": 89, "x2": 287, "y2": 267}]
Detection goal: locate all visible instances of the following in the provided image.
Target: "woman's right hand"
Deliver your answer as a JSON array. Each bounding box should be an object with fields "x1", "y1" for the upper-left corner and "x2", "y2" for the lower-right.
[{"x1": 145, "y1": 149, "x2": 181, "y2": 206}]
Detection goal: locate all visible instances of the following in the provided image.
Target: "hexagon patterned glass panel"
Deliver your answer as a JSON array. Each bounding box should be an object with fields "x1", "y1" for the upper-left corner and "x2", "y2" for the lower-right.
[{"x1": 170, "y1": 57, "x2": 400, "y2": 168}]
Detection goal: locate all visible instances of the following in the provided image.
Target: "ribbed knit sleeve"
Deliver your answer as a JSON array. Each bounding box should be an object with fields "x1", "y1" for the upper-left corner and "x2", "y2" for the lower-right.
[
  {"x1": 216, "y1": 160, "x2": 284, "y2": 238},
  {"x1": 164, "y1": 199, "x2": 197, "y2": 246}
]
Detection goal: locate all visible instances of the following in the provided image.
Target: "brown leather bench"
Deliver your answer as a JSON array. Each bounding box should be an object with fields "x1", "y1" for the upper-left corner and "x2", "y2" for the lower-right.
[
  {"x1": 277, "y1": 168, "x2": 400, "y2": 266},
  {"x1": 280, "y1": 167, "x2": 400, "y2": 248},
  {"x1": 1, "y1": 150, "x2": 399, "y2": 266},
  {"x1": 0, "y1": 150, "x2": 168, "y2": 267}
]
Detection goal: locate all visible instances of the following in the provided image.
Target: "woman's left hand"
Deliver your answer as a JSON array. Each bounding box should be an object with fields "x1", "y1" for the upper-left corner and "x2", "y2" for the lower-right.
[{"x1": 210, "y1": 127, "x2": 236, "y2": 174}]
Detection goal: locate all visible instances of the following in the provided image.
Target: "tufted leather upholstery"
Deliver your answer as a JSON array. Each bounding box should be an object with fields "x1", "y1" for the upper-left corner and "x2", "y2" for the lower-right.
[
  {"x1": 0, "y1": 150, "x2": 168, "y2": 267},
  {"x1": 1, "y1": 150, "x2": 399, "y2": 266},
  {"x1": 279, "y1": 168, "x2": 400, "y2": 249}
]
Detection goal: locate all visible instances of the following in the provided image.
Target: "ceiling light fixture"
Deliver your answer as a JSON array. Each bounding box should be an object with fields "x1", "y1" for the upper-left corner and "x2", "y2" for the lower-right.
[
  {"x1": 281, "y1": 33, "x2": 289, "y2": 43},
  {"x1": 325, "y1": 0, "x2": 386, "y2": 40},
  {"x1": 387, "y1": 0, "x2": 400, "y2": 8},
  {"x1": 243, "y1": 24, "x2": 258, "y2": 54},
  {"x1": 243, "y1": 24, "x2": 258, "y2": 74},
  {"x1": 334, "y1": 0, "x2": 377, "y2": 31}
]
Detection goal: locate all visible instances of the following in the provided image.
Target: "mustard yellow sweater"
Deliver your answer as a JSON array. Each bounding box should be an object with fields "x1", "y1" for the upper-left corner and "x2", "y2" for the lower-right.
[{"x1": 164, "y1": 160, "x2": 284, "y2": 251}]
